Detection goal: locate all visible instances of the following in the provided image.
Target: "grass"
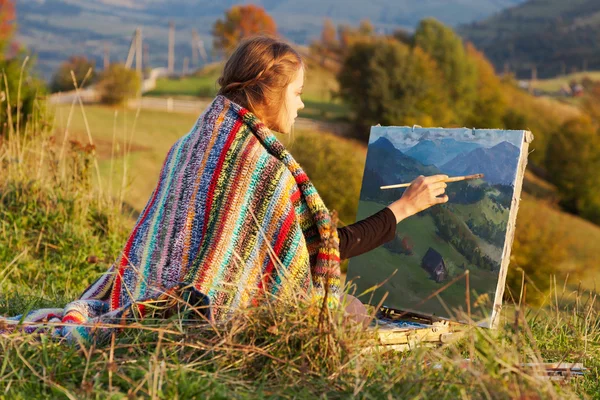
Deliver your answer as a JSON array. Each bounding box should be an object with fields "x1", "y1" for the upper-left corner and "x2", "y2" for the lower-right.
[
  {"x1": 530, "y1": 71, "x2": 600, "y2": 93},
  {"x1": 145, "y1": 58, "x2": 351, "y2": 123}
]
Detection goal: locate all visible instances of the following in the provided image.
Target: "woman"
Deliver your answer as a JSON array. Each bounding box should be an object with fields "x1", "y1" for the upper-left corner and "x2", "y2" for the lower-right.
[{"x1": 2, "y1": 36, "x2": 448, "y2": 343}]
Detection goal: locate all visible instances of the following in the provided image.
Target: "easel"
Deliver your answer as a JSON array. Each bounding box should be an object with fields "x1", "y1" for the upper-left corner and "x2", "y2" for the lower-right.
[{"x1": 359, "y1": 128, "x2": 535, "y2": 352}]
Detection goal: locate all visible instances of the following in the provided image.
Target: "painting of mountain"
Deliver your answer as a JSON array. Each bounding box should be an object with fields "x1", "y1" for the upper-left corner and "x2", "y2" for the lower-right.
[
  {"x1": 441, "y1": 141, "x2": 520, "y2": 185},
  {"x1": 405, "y1": 138, "x2": 481, "y2": 167},
  {"x1": 347, "y1": 126, "x2": 531, "y2": 327}
]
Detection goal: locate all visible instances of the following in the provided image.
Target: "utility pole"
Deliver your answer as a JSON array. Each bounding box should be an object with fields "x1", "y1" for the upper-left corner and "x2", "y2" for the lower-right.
[
  {"x1": 529, "y1": 64, "x2": 537, "y2": 94},
  {"x1": 103, "y1": 42, "x2": 110, "y2": 70},
  {"x1": 168, "y1": 21, "x2": 175, "y2": 74},
  {"x1": 191, "y1": 31, "x2": 198, "y2": 67},
  {"x1": 192, "y1": 29, "x2": 207, "y2": 65},
  {"x1": 143, "y1": 43, "x2": 150, "y2": 70},
  {"x1": 136, "y1": 27, "x2": 142, "y2": 75},
  {"x1": 183, "y1": 57, "x2": 189, "y2": 75}
]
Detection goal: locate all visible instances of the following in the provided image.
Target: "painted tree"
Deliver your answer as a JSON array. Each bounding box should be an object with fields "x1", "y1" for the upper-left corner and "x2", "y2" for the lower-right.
[{"x1": 212, "y1": 5, "x2": 277, "y2": 55}]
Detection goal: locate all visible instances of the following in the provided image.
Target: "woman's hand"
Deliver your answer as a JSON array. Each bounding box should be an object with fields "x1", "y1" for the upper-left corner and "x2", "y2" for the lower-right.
[{"x1": 386, "y1": 175, "x2": 449, "y2": 224}]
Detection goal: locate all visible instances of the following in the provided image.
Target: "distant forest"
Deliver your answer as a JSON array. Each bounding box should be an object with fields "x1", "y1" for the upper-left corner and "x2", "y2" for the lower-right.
[{"x1": 459, "y1": 0, "x2": 600, "y2": 79}]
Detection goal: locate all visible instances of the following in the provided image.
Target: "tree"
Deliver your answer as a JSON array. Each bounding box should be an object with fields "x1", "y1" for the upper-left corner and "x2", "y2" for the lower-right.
[
  {"x1": 321, "y1": 18, "x2": 337, "y2": 49},
  {"x1": 212, "y1": 5, "x2": 277, "y2": 56},
  {"x1": 413, "y1": 18, "x2": 477, "y2": 124},
  {"x1": 337, "y1": 38, "x2": 454, "y2": 139},
  {"x1": 358, "y1": 19, "x2": 375, "y2": 36},
  {"x1": 0, "y1": 0, "x2": 15, "y2": 54},
  {"x1": 50, "y1": 56, "x2": 95, "y2": 93},
  {"x1": 464, "y1": 43, "x2": 506, "y2": 129},
  {"x1": 545, "y1": 116, "x2": 600, "y2": 224},
  {"x1": 0, "y1": 53, "x2": 46, "y2": 134},
  {"x1": 0, "y1": 1, "x2": 45, "y2": 134},
  {"x1": 96, "y1": 64, "x2": 140, "y2": 105}
]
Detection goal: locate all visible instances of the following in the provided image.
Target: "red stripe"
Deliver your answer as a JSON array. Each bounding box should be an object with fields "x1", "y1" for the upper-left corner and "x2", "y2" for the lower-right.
[
  {"x1": 195, "y1": 117, "x2": 244, "y2": 287},
  {"x1": 290, "y1": 187, "x2": 300, "y2": 203},
  {"x1": 295, "y1": 172, "x2": 308, "y2": 185},
  {"x1": 317, "y1": 252, "x2": 340, "y2": 263},
  {"x1": 255, "y1": 207, "x2": 295, "y2": 296},
  {"x1": 110, "y1": 148, "x2": 174, "y2": 311}
]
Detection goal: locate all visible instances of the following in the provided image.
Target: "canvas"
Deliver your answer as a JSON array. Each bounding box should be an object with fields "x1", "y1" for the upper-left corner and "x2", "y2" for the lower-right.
[{"x1": 347, "y1": 127, "x2": 533, "y2": 328}]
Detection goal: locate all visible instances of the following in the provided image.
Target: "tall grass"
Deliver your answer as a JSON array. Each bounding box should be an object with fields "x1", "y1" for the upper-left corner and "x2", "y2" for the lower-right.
[{"x1": 1, "y1": 69, "x2": 600, "y2": 399}]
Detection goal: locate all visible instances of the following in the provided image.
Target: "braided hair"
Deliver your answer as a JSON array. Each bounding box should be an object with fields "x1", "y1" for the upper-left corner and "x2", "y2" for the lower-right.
[{"x1": 217, "y1": 36, "x2": 304, "y2": 132}]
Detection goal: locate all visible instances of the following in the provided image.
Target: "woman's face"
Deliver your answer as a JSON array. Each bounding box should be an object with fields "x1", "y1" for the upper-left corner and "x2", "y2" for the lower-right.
[{"x1": 280, "y1": 67, "x2": 305, "y2": 133}]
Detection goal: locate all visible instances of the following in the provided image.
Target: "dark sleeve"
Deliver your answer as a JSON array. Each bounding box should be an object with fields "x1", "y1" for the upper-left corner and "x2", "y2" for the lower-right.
[{"x1": 337, "y1": 207, "x2": 397, "y2": 260}]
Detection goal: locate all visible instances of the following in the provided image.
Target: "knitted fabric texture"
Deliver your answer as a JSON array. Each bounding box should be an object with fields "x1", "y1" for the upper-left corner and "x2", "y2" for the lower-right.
[{"x1": 1, "y1": 95, "x2": 341, "y2": 344}]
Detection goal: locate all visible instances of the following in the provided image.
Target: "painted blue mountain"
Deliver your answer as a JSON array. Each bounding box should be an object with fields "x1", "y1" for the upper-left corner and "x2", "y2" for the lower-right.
[
  {"x1": 441, "y1": 141, "x2": 520, "y2": 185},
  {"x1": 405, "y1": 138, "x2": 482, "y2": 167}
]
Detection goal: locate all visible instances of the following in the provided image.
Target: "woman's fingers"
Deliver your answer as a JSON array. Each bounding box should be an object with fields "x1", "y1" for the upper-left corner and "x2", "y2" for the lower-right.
[
  {"x1": 435, "y1": 194, "x2": 449, "y2": 204},
  {"x1": 423, "y1": 174, "x2": 448, "y2": 184},
  {"x1": 432, "y1": 186, "x2": 446, "y2": 197}
]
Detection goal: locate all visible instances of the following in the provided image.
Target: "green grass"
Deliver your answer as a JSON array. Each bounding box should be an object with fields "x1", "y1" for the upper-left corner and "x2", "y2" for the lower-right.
[
  {"x1": 145, "y1": 58, "x2": 351, "y2": 123},
  {"x1": 146, "y1": 64, "x2": 223, "y2": 98},
  {"x1": 530, "y1": 71, "x2": 600, "y2": 92}
]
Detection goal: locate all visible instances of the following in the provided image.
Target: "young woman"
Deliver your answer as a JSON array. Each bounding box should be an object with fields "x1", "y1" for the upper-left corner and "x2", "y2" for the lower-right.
[{"x1": 2, "y1": 36, "x2": 448, "y2": 342}]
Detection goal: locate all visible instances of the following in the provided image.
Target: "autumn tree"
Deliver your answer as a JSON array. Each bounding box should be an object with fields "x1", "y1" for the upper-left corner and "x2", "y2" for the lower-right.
[
  {"x1": 321, "y1": 18, "x2": 337, "y2": 49},
  {"x1": 0, "y1": 0, "x2": 45, "y2": 134},
  {"x1": 414, "y1": 18, "x2": 477, "y2": 124},
  {"x1": 0, "y1": 0, "x2": 15, "y2": 55},
  {"x1": 464, "y1": 43, "x2": 506, "y2": 129},
  {"x1": 96, "y1": 64, "x2": 140, "y2": 105},
  {"x1": 212, "y1": 5, "x2": 277, "y2": 56},
  {"x1": 50, "y1": 56, "x2": 96, "y2": 93},
  {"x1": 338, "y1": 38, "x2": 453, "y2": 139},
  {"x1": 545, "y1": 116, "x2": 600, "y2": 224}
]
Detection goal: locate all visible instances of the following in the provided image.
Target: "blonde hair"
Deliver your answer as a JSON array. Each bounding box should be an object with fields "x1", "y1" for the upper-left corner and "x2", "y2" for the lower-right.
[{"x1": 217, "y1": 36, "x2": 304, "y2": 132}]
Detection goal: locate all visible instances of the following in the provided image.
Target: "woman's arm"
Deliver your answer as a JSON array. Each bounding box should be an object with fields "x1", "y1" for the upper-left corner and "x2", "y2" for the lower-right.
[
  {"x1": 337, "y1": 207, "x2": 396, "y2": 259},
  {"x1": 338, "y1": 174, "x2": 449, "y2": 260}
]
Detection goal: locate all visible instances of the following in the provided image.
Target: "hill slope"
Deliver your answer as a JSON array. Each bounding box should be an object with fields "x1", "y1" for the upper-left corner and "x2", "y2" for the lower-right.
[
  {"x1": 18, "y1": 0, "x2": 525, "y2": 79},
  {"x1": 458, "y1": 0, "x2": 600, "y2": 79}
]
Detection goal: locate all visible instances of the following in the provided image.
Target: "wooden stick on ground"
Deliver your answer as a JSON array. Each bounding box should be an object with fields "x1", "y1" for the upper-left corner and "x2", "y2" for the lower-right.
[{"x1": 380, "y1": 173, "x2": 484, "y2": 190}]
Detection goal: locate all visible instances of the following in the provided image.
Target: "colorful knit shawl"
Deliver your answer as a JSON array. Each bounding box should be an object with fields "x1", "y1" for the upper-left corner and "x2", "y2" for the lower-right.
[{"x1": 1, "y1": 95, "x2": 341, "y2": 344}]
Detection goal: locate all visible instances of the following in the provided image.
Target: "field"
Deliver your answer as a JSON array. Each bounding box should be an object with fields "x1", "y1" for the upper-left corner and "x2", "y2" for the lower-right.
[
  {"x1": 530, "y1": 70, "x2": 600, "y2": 93},
  {"x1": 146, "y1": 59, "x2": 351, "y2": 122},
  {"x1": 1, "y1": 100, "x2": 600, "y2": 397}
]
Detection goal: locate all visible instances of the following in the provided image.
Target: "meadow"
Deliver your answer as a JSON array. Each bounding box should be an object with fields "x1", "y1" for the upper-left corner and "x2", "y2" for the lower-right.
[
  {"x1": 1, "y1": 64, "x2": 600, "y2": 397},
  {"x1": 1, "y1": 112, "x2": 600, "y2": 397}
]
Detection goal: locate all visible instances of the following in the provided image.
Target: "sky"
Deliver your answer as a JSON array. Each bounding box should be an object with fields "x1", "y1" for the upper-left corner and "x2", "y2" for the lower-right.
[{"x1": 368, "y1": 126, "x2": 525, "y2": 150}]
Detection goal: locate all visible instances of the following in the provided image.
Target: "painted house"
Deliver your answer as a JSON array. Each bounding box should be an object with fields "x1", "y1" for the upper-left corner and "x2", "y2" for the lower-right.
[{"x1": 421, "y1": 248, "x2": 448, "y2": 283}]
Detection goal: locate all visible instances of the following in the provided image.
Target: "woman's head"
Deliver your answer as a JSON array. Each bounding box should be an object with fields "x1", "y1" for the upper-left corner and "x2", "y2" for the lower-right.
[{"x1": 217, "y1": 36, "x2": 305, "y2": 133}]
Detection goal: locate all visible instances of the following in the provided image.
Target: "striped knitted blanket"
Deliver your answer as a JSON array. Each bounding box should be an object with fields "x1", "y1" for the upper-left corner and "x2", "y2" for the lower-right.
[{"x1": 1, "y1": 95, "x2": 341, "y2": 344}]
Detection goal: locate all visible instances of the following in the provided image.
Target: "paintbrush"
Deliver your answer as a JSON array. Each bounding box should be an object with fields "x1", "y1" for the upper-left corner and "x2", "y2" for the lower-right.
[{"x1": 380, "y1": 173, "x2": 485, "y2": 190}]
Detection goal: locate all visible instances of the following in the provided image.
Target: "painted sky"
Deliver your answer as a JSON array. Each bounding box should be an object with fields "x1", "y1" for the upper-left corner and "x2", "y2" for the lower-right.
[{"x1": 369, "y1": 126, "x2": 525, "y2": 150}]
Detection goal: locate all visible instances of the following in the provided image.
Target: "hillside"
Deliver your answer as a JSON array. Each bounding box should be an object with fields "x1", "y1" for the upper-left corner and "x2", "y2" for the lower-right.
[
  {"x1": 458, "y1": 0, "x2": 600, "y2": 79},
  {"x1": 18, "y1": 0, "x2": 525, "y2": 79}
]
